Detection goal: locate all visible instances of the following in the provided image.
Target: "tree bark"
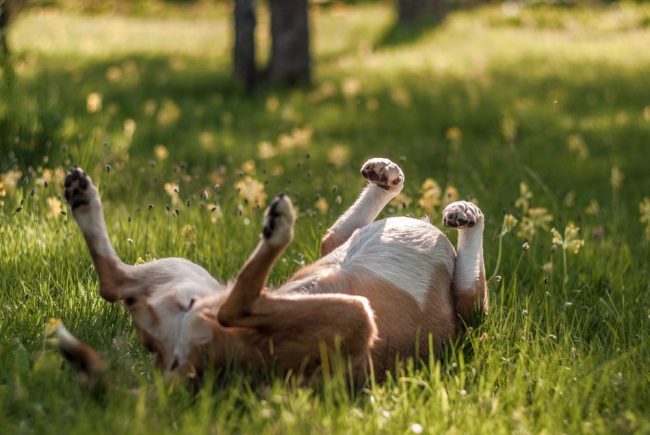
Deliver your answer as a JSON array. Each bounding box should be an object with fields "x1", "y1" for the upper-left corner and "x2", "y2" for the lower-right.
[
  {"x1": 267, "y1": 0, "x2": 310, "y2": 86},
  {"x1": 397, "y1": 0, "x2": 447, "y2": 24},
  {"x1": 233, "y1": 0, "x2": 257, "y2": 90},
  {"x1": 1, "y1": 0, "x2": 11, "y2": 54}
]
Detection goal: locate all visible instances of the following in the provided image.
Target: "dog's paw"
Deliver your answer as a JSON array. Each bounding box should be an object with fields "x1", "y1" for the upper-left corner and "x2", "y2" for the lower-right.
[
  {"x1": 360, "y1": 158, "x2": 404, "y2": 192},
  {"x1": 64, "y1": 167, "x2": 99, "y2": 213},
  {"x1": 263, "y1": 194, "x2": 295, "y2": 248},
  {"x1": 442, "y1": 201, "x2": 483, "y2": 229}
]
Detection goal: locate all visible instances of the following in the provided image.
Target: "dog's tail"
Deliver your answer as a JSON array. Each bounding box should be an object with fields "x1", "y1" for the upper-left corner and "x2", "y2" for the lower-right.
[{"x1": 45, "y1": 319, "x2": 107, "y2": 391}]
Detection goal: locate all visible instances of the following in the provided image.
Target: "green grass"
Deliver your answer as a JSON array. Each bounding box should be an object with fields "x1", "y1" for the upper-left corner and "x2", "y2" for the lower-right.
[{"x1": 1, "y1": 2, "x2": 650, "y2": 433}]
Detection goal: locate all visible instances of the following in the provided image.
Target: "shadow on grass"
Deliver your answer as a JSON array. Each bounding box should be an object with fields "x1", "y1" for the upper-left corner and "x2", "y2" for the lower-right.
[
  {"x1": 1, "y1": 52, "x2": 649, "y2": 217},
  {"x1": 375, "y1": 20, "x2": 441, "y2": 49}
]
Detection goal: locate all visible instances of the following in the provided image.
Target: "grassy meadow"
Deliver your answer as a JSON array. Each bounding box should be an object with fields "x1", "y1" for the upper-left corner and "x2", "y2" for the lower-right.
[{"x1": 1, "y1": 2, "x2": 650, "y2": 433}]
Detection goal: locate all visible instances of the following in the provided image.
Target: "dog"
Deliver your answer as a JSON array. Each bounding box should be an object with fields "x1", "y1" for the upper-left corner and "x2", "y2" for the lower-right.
[{"x1": 53, "y1": 157, "x2": 487, "y2": 385}]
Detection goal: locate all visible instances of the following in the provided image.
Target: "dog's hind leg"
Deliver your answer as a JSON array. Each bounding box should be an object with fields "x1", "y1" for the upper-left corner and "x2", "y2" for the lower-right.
[
  {"x1": 320, "y1": 158, "x2": 404, "y2": 256},
  {"x1": 64, "y1": 168, "x2": 132, "y2": 302},
  {"x1": 216, "y1": 195, "x2": 376, "y2": 375},
  {"x1": 218, "y1": 194, "x2": 295, "y2": 326},
  {"x1": 443, "y1": 201, "x2": 488, "y2": 327}
]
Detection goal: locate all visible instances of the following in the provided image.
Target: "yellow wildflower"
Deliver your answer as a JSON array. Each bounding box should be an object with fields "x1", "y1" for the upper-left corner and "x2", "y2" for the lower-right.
[
  {"x1": 106, "y1": 66, "x2": 123, "y2": 82},
  {"x1": 501, "y1": 114, "x2": 517, "y2": 143},
  {"x1": 181, "y1": 224, "x2": 197, "y2": 244},
  {"x1": 266, "y1": 96, "x2": 280, "y2": 113},
  {"x1": 446, "y1": 127, "x2": 462, "y2": 142},
  {"x1": 342, "y1": 77, "x2": 362, "y2": 99},
  {"x1": 517, "y1": 217, "x2": 535, "y2": 240},
  {"x1": 566, "y1": 134, "x2": 589, "y2": 160},
  {"x1": 199, "y1": 131, "x2": 216, "y2": 152},
  {"x1": 164, "y1": 182, "x2": 180, "y2": 205},
  {"x1": 47, "y1": 197, "x2": 62, "y2": 219},
  {"x1": 563, "y1": 191, "x2": 575, "y2": 208},
  {"x1": 123, "y1": 118, "x2": 136, "y2": 138},
  {"x1": 206, "y1": 203, "x2": 223, "y2": 224},
  {"x1": 157, "y1": 99, "x2": 181, "y2": 126},
  {"x1": 235, "y1": 176, "x2": 267, "y2": 208},
  {"x1": 271, "y1": 166, "x2": 285, "y2": 176},
  {"x1": 501, "y1": 214, "x2": 519, "y2": 236},
  {"x1": 134, "y1": 254, "x2": 155, "y2": 265},
  {"x1": 527, "y1": 207, "x2": 553, "y2": 231},
  {"x1": 1, "y1": 170, "x2": 22, "y2": 191},
  {"x1": 41, "y1": 167, "x2": 65, "y2": 187},
  {"x1": 328, "y1": 145, "x2": 351, "y2": 167},
  {"x1": 143, "y1": 99, "x2": 157, "y2": 117},
  {"x1": 241, "y1": 160, "x2": 256, "y2": 175},
  {"x1": 551, "y1": 224, "x2": 585, "y2": 254},
  {"x1": 419, "y1": 179, "x2": 441, "y2": 211},
  {"x1": 154, "y1": 144, "x2": 169, "y2": 160},
  {"x1": 258, "y1": 141, "x2": 276, "y2": 159},
  {"x1": 315, "y1": 198, "x2": 329, "y2": 215},
  {"x1": 308, "y1": 81, "x2": 337, "y2": 103},
  {"x1": 515, "y1": 182, "x2": 532, "y2": 212},
  {"x1": 278, "y1": 127, "x2": 313, "y2": 152},
  {"x1": 585, "y1": 199, "x2": 600, "y2": 215},
  {"x1": 366, "y1": 97, "x2": 379, "y2": 111},
  {"x1": 640, "y1": 197, "x2": 650, "y2": 240},
  {"x1": 392, "y1": 193, "x2": 413, "y2": 209},
  {"x1": 443, "y1": 185, "x2": 460, "y2": 206},
  {"x1": 86, "y1": 92, "x2": 103, "y2": 113},
  {"x1": 611, "y1": 166, "x2": 624, "y2": 192},
  {"x1": 390, "y1": 88, "x2": 411, "y2": 108}
]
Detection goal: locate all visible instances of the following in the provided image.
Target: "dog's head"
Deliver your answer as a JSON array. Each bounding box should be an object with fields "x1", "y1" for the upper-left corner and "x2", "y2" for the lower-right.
[{"x1": 124, "y1": 286, "x2": 226, "y2": 375}]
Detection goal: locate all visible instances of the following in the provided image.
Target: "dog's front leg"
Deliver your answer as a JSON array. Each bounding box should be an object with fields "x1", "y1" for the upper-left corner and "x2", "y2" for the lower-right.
[
  {"x1": 64, "y1": 168, "x2": 132, "y2": 302},
  {"x1": 321, "y1": 158, "x2": 404, "y2": 256},
  {"x1": 218, "y1": 194, "x2": 295, "y2": 326}
]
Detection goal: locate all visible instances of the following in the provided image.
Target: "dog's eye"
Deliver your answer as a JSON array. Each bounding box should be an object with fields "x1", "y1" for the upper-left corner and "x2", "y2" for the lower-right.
[
  {"x1": 170, "y1": 357, "x2": 179, "y2": 371},
  {"x1": 125, "y1": 297, "x2": 136, "y2": 306},
  {"x1": 187, "y1": 298, "x2": 195, "y2": 310}
]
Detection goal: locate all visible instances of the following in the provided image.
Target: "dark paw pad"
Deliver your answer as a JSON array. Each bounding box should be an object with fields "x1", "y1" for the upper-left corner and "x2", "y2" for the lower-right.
[
  {"x1": 360, "y1": 158, "x2": 404, "y2": 190},
  {"x1": 263, "y1": 194, "x2": 284, "y2": 240},
  {"x1": 64, "y1": 167, "x2": 92, "y2": 210},
  {"x1": 442, "y1": 201, "x2": 483, "y2": 229}
]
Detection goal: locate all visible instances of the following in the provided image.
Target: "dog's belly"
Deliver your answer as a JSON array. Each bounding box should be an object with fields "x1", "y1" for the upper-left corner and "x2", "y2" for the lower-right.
[
  {"x1": 282, "y1": 217, "x2": 457, "y2": 366},
  {"x1": 285, "y1": 217, "x2": 455, "y2": 306}
]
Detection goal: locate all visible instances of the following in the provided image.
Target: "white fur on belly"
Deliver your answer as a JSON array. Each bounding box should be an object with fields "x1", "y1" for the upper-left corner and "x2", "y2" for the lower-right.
[{"x1": 327, "y1": 217, "x2": 455, "y2": 309}]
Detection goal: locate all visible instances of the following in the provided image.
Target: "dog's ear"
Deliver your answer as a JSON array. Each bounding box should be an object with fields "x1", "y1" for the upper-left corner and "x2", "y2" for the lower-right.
[{"x1": 46, "y1": 319, "x2": 106, "y2": 393}]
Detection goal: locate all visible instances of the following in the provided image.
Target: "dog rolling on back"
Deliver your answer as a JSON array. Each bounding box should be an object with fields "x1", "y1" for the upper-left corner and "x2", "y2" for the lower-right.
[{"x1": 56, "y1": 158, "x2": 487, "y2": 384}]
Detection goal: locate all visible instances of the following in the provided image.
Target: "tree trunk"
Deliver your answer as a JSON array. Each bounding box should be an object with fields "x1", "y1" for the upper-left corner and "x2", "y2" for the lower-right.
[
  {"x1": 233, "y1": 0, "x2": 257, "y2": 90},
  {"x1": 267, "y1": 0, "x2": 310, "y2": 86},
  {"x1": 1, "y1": 0, "x2": 10, "y2": 54},
  {"x1": 397, "y1": 0, "x2": 447, "y2": 24}
]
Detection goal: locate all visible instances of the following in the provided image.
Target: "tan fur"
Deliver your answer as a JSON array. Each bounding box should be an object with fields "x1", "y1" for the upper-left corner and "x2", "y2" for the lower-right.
[
  {"x1": 319, "y1": 231, "x2": 342, "y2": 257},
  {"x1": 58, "y1": 159, "x2": 487, "y2": 385},
  {"x1": 453, "y1": 268, "x2": 487, "y2": 329},
  {"x1": 306, "y1": 266, "x2": 455, "y2": 376}
]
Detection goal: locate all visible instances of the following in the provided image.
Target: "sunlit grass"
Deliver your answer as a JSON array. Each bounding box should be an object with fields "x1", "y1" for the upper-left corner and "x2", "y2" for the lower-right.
[{"x1": 1, "y1": 2, "x2": 649, "y2": 433}]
